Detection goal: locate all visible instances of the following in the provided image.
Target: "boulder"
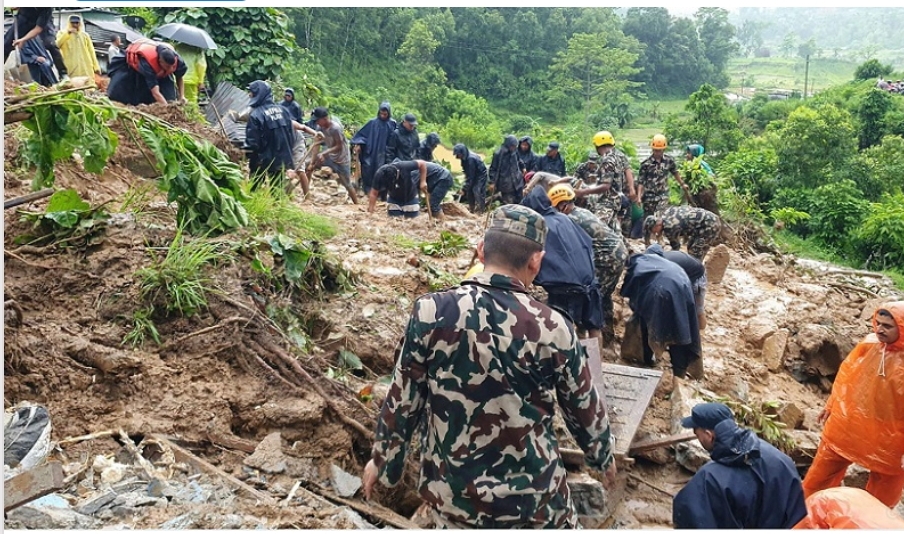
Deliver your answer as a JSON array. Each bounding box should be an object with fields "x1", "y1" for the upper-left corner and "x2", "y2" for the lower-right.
[
  {"x1": 6, "y1": 496, "x2": 97, "y2": 530},
  {"x1": 244, "y1": 432, "x2": 287, "y2": 474},
  {"x1": 703, "y1": 244, "x2": 731, "y2": 285},
  {"x1": 675, "y1": 440, "x2": 710, "y2": 473},
  {"x1": 762, "y1": 329, "x2": 790, "y2": 372},
  {"x1": 744, "y1": 321, "x2": 777, "y2": 349},
  {"x1": 330, "y1": 464, "x2": 362, "y2": 498},
  {"x1": 860, "y1": 299, "x2": 894, "y2": 322},
  {"x1": 843, "y1": 463, "x2": 869, "y2": 490},
  {"x1": 567, "y1": 471, "x2": 610, "y2": 528},
  {"x1": 787, "y1": 430, "x2": 821, "y2": 466},
  {"x1": 775, "y1": 402, "x2": 805, "y2": 430}
]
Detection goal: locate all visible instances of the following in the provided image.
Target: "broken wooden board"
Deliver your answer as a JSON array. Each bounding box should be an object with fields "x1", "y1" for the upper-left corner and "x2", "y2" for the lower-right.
[
  {"x1": 151, "y1": 434, "x2": 277, "y2": 505},
  {"x1": 4, "y1": 461, "x2": 64, "y2": 512},
  {"x1": 579, "y1": 341, "x2": 663, "y2": 458},
  {"x1": 628, "y1": 432, "x2": 696, "y2": 455}
]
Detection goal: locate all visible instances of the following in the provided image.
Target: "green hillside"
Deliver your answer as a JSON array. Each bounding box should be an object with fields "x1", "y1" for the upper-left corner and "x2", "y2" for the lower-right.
[{"x1": 727, "y1": 57, "x2": 857, "y2": 94}]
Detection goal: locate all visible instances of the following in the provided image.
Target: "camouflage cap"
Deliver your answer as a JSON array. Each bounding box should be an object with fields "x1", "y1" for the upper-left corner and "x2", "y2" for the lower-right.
[
  {"x1": 487, "y1": 204, "x2": 547, "y2": 247},
  {"x1": 644, "y1": 215, "x2": 660, "y2": 234}
]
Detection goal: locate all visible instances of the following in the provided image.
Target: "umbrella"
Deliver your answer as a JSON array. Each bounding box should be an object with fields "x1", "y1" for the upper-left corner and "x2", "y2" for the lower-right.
[{"x1": 154, "y1": 23, "x2": 218, "y2": 50}]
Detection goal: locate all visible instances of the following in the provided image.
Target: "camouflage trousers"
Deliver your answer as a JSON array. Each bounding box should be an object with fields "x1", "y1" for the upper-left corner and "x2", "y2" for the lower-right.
[
  {"x1": 685, "y1": 219, "x2": 720, "y2": 260},
  {"x1": 641, "y1": 192, "x2": 669, "y2": 218},
  {"x1": 593, "y1": 237, "x2": 628, "y2": 342},
  {"x1": 430, "y1": 503, "x2": 577, "y2": 529}
]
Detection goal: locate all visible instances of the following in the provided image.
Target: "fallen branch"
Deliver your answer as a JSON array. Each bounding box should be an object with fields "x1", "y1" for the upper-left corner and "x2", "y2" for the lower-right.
[
  {"x1": 4, "y1": 84, "x2": 93, "y2": 105},
  {"x1": 300, "y1": 481, "x2": 419, "y2": 529},
  {"x1": 164, "y1": 316, "x2": 246, "y2": 349},
  {"x1": 118, "y1": 429, "x2": 163, "y2": 483},
  {"x1": 56, "y1": 429, "x2": 117, "y2": 448},
  {"x1": 205, "y1": 424, "x2": 257, "y2": 454},
  {"x1": 827, "y1": 282, "x2": 879, "y2": 298},
  {"x1": 628, "y1": 473, "x2": 675, "y2": 497},
  {"x1": 628, "y1": 432, "x2": 697, "y2": 455},
  {"x1": 824, "y1": 268, "x2": 886, "y2": 279},
  {"x1": 4, "y1": 111, "x2": 33, "y2": 123},
  {"x1": 4, "y1": 188, "x2": 55, "y2": 210},
  {"x1": 248, "y1": 337, "x2": 372, "y2": 438}
]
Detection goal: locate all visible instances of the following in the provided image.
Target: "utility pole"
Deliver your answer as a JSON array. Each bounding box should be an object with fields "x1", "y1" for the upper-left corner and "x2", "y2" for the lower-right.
[{"x1": 803, "y1": 54, "x2": 810, "y2": 99}]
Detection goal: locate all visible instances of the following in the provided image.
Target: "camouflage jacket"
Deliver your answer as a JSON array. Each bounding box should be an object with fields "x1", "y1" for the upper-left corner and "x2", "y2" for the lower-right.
[
  {"x1": 372, "y1": 271, "x2": 615, "y2": 528},
  {"x1": 573, "y1": 161, "x2": 601, "y2": 184},
  {"x1": 661, "y1": 205, "x2": 720, "y2": 241},
  {"x1": 638, "y1": 154, "x2": 678, "y2": 198},
  {"x1": 600, "y1": 148, "x2": 631, "y2": 192},
  {"x1": 568, "y1": 207, "x2": 628, "y2": 263}
]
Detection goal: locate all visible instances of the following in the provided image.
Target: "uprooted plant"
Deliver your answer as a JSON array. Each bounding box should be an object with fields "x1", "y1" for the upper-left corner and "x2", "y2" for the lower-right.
[
  {"x1": 16, "y1": 188, "x2": 110, "y2": 250},
  {"x1": 7, "y1": 87, "x2": 248, "y2": 235},
  {"x1": 249, "y1": 233, "x2": 357, "y2": 298},
  {"x1": 702, "y1": 394, "x2": 797, "y2": 453},
  {"x1": 418, "y1": 230, "x2": 469, "y2": 257}
]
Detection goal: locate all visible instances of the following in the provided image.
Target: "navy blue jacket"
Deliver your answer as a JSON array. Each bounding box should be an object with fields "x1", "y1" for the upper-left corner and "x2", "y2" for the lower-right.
[
  {"x1": 351, "y1": 102, "x2": 396, "y2": 170},
  {"x1": 459, "y1": 147, "x2": 488, "y2": 185},
  {"x1": 516, "y1": 136, "x2": 540, "y2": 174},
  {"x1": 280, "y1": 88, "x2": 304, "y2": 123},
  {"x1": 537, "y1": 154, "x2": 566, "y2": 177},
  {"x1": 620, "y1": 245, "x2": 700, "y2": 354},
  {"x1": 385, "y1": 123, "x2": 419, "y2": 163},
  {"x1": 672, "y1": 419, "x2": 807, "y2": 529},
  {"x1": 489, "y1": 137, "x2": 523, "y2": 195},
  {"x1": 521, "y1": 187, "x2": 596, "y2": 289},
  {"x1": 245, "y1": 81, "x2": 296, "y2": 177}
]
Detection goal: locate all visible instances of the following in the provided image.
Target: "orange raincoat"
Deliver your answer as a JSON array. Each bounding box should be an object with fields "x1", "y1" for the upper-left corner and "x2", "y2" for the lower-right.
[
  {"x1": 793, "y1": 487, "x2": 904, "y2": 529},
  {"x1": 821, "y1": 301, "x2": 904, "y2": 475}
]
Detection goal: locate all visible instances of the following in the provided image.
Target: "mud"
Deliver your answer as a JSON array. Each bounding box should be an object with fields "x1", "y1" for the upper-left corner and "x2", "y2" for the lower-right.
[{"x1": 5, "y1": 89, "x2": 904, "y2": 528}]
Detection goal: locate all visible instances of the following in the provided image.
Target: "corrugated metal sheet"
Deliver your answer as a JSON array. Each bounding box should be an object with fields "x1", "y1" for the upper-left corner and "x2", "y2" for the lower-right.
[{"x1": 204, "y1": 81, "x2": 251, "y2": 147}]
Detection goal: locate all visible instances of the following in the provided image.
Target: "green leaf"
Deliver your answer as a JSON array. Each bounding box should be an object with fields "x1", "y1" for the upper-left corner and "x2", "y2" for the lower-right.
[
  {"x1": 339, "y1": 349, "x2": 363, "y2": 371},
  {"x1": 46, "y1": 189, "x2": 90, "y2": 213}
]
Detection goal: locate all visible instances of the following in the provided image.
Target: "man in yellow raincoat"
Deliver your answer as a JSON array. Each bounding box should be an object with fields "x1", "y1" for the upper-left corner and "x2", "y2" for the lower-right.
[
  {"x1": 56, "y1": 15, "x2": 99, "y2": 78},
  {"x1": 174, "y1": 43, "x2": 207, "y2": 104},
  {"x1": 802, "y1": 301, "x2": 904, "y2": 506}
]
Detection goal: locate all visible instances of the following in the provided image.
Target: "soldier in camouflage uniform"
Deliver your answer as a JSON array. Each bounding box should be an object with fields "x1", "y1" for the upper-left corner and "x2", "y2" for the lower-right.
[
  {"x1": 644, "y1": 205, "x2": 722, "y2": 261},
  {"x1": 573, "y1": 151, "x2": 602, "y2": 184},
  {"x1": 363, "y1": 204, "x2": 617, "y2": 529},
  {"x1": 636, "y1": 134, "x2": 689, "y2": 219},
  {"x1": 549, "y1": 185, "x2": 629, "y2": 344}
]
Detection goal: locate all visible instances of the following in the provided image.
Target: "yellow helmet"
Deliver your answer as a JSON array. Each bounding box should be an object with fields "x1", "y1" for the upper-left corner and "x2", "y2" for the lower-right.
[
  {"x1": 651, "y1": 134, "x2": 668, "y2": 149},
  {"x1": 547, "y1": 184, "x2": 576, "y2": 206},
  {"x1": 593, "y1": 130, "x2": 615, "y2": 147},
  {"x1": 463, "y1": 261, "x2": 484, "y2": 280}
]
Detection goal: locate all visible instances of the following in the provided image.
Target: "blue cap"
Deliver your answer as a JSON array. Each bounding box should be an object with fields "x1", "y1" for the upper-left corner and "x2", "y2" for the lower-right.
[{"x1": 680, "y1": 402, "x2": 733, "y2": 430}]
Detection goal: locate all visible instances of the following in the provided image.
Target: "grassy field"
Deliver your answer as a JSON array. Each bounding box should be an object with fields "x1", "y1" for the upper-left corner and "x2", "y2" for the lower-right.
[{"x1": 726, "y1": 57, "x2": 857, "y2": 94}]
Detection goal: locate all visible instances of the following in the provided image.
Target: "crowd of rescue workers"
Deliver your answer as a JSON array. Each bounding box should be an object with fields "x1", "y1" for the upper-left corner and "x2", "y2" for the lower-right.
[{"x1": 5, "y1": 9, "x2": 904, "y2": 529}]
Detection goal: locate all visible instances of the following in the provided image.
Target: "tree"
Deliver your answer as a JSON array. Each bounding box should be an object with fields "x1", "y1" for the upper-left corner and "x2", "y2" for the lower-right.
[
  {"x1": 736, "y1": 19, "x2": 766, "y2": 57},
  {"x1": 779, "y1": 33, "x2": 796, "y2": 58},
  {"x1": 547, "y1": 32, "x2": 641, "y2": 117},
  {"x1": 694, "y1": 8, "x2": 738, "y2": 74},
  {"x1": 774, "y1": 104, "x2": 857, "y2": 190},
  {"x1": 856, "y1": 88, "x2": 894, "y2": 150},
  {"x1": 397, "y1": 18, "x2": 453, "y2": 122},
  {"x1": 853, "y1": 58, "x2": 893, "y2": 81},
  {"x1": 797, "y1": 38, "x2": 818, "y2": 60},
  {"x1": 163, "y1": 8, "x2": 296, "y2": 89},
  {"x1": 664, "y1": 83, "x2": 743, "y2": 157}
]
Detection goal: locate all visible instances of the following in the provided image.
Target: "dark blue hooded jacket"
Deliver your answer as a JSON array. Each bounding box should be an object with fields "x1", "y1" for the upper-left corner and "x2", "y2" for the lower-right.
[
  {"x1": 245, "y1": 80, "x2": 296, "y2": 177},
  {"x1": 672, "y1": 418, "x2": 807, "y2": 529},
  {"x1": 520, "y1": 187, "x2": 596, "y2": 289},
  {"x1": 351, "y1": 102, "x2": 396, "y2": 170},
  {"x1": 279, "y1": 88, "x2": 303, "y2": 123},
  {"x1": 516, "y1": 136, "x2": 540, "y2": 174},
  {"x1": 489, "y1": 135, "x2": 523, "y2": 194},
  {"x1": 620, "y1": 244, "x2": 700, "y2": 354},
  {"x1": 385, "y1": 115, "x2": 419, "y2": 163},
  {"x1": 20, "y1": 38, "x2": 57, "y2": 87}
]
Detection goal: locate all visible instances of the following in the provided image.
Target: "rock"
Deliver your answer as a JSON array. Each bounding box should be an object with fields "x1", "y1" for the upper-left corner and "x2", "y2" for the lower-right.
[
  {"x1": 146, "y1": 478, "x2": 177, "y2": 499},
  {"x1": 75, "y1": 490, "x2": 118, "y2": 515},
  {"x1": 860, "y1": 299, "x2": 893, "y2": 322},
  {"x1": 703, "y1": 244, "x2": 731, "y2": 285},
  {"x1": 172, "y1": 480, "x2": 212, "y2": 505},
  {"x1": 634, "y1": 446, "x2": 672, "y2": 465},
  {"x1": 775, "y1": 402, "x2": 805, "y2": 430},
  {"x1": 331, "y1": 508, "x2": 377, "y2": 529},
  {"x1": 762, "y1": 329, "x2": 790, "y2": 372},
  {"x1": 330, "y1": 464, "x2": 362, "y2": 498},
  {"x1": 567, "y1": 472, "x2": 609, "y2": 528},
  {"x1": 217, "y1": 514, "x2": 245, "y2": 530},
  {"x1": 626, "y1": 498, "x2": 673, "y2": 525},
  {"x1": 161, "y1": 512, "x2": 198, "y2": 530},
  {"x1": 93, "y1": 455, "x2": 131, "y2": 485},
  {"x1": 744, "y1": 321, "x2": 777, "y2": 349},
  {"x1": 801, "y1": 408, "x2": 823, "y2": 431},
  {"x1": 843, "y1": 463, "x2": 869, "y2": 489},
  {"x1": 285, "y1": 456, "x2": 319, "y2": 480},
  {"x1": 787, "y1": 430, "x2": 821, "y2": 466},
  {"x1": 244, "y1": 432, "x2": 287, "y2": 474},
  {"x1": 675, "y1": 440, "x2": 710, "y2": 473},
  {"x1": 7, "y1": 502, "x2": 97, "y2": 530},
  {"x1": 410, "y1": 503, "x2": 435, "y2": 528}
]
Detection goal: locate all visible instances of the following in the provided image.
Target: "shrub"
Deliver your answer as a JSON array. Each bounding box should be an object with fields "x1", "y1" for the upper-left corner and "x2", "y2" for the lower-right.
[
  {"x1": 855, "y1": 194, "x2": 904, "y2": 270},
  {"x1": 808, "y1": 180, "x2": 869, "y2": 248},
  {"x1": 853, "y1": 58, "x2": 893, "y2": 81}
]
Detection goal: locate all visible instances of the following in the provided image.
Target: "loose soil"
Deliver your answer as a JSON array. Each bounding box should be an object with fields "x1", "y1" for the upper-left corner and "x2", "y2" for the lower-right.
[{"x1": 4, "y1": 86, "x2": 903, "y2": 528}]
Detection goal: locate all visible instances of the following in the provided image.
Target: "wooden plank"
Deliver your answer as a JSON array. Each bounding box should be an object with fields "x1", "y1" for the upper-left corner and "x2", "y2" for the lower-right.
[
  {"x1": 628, "y1": 432, "x2": 696, "y2": 455},
  {"x1": 4, "y1": 461, "x2": 65, "y2": 512},
  {"x1": 151, "y1": 434, "x2": 277, "y2": 505}
]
